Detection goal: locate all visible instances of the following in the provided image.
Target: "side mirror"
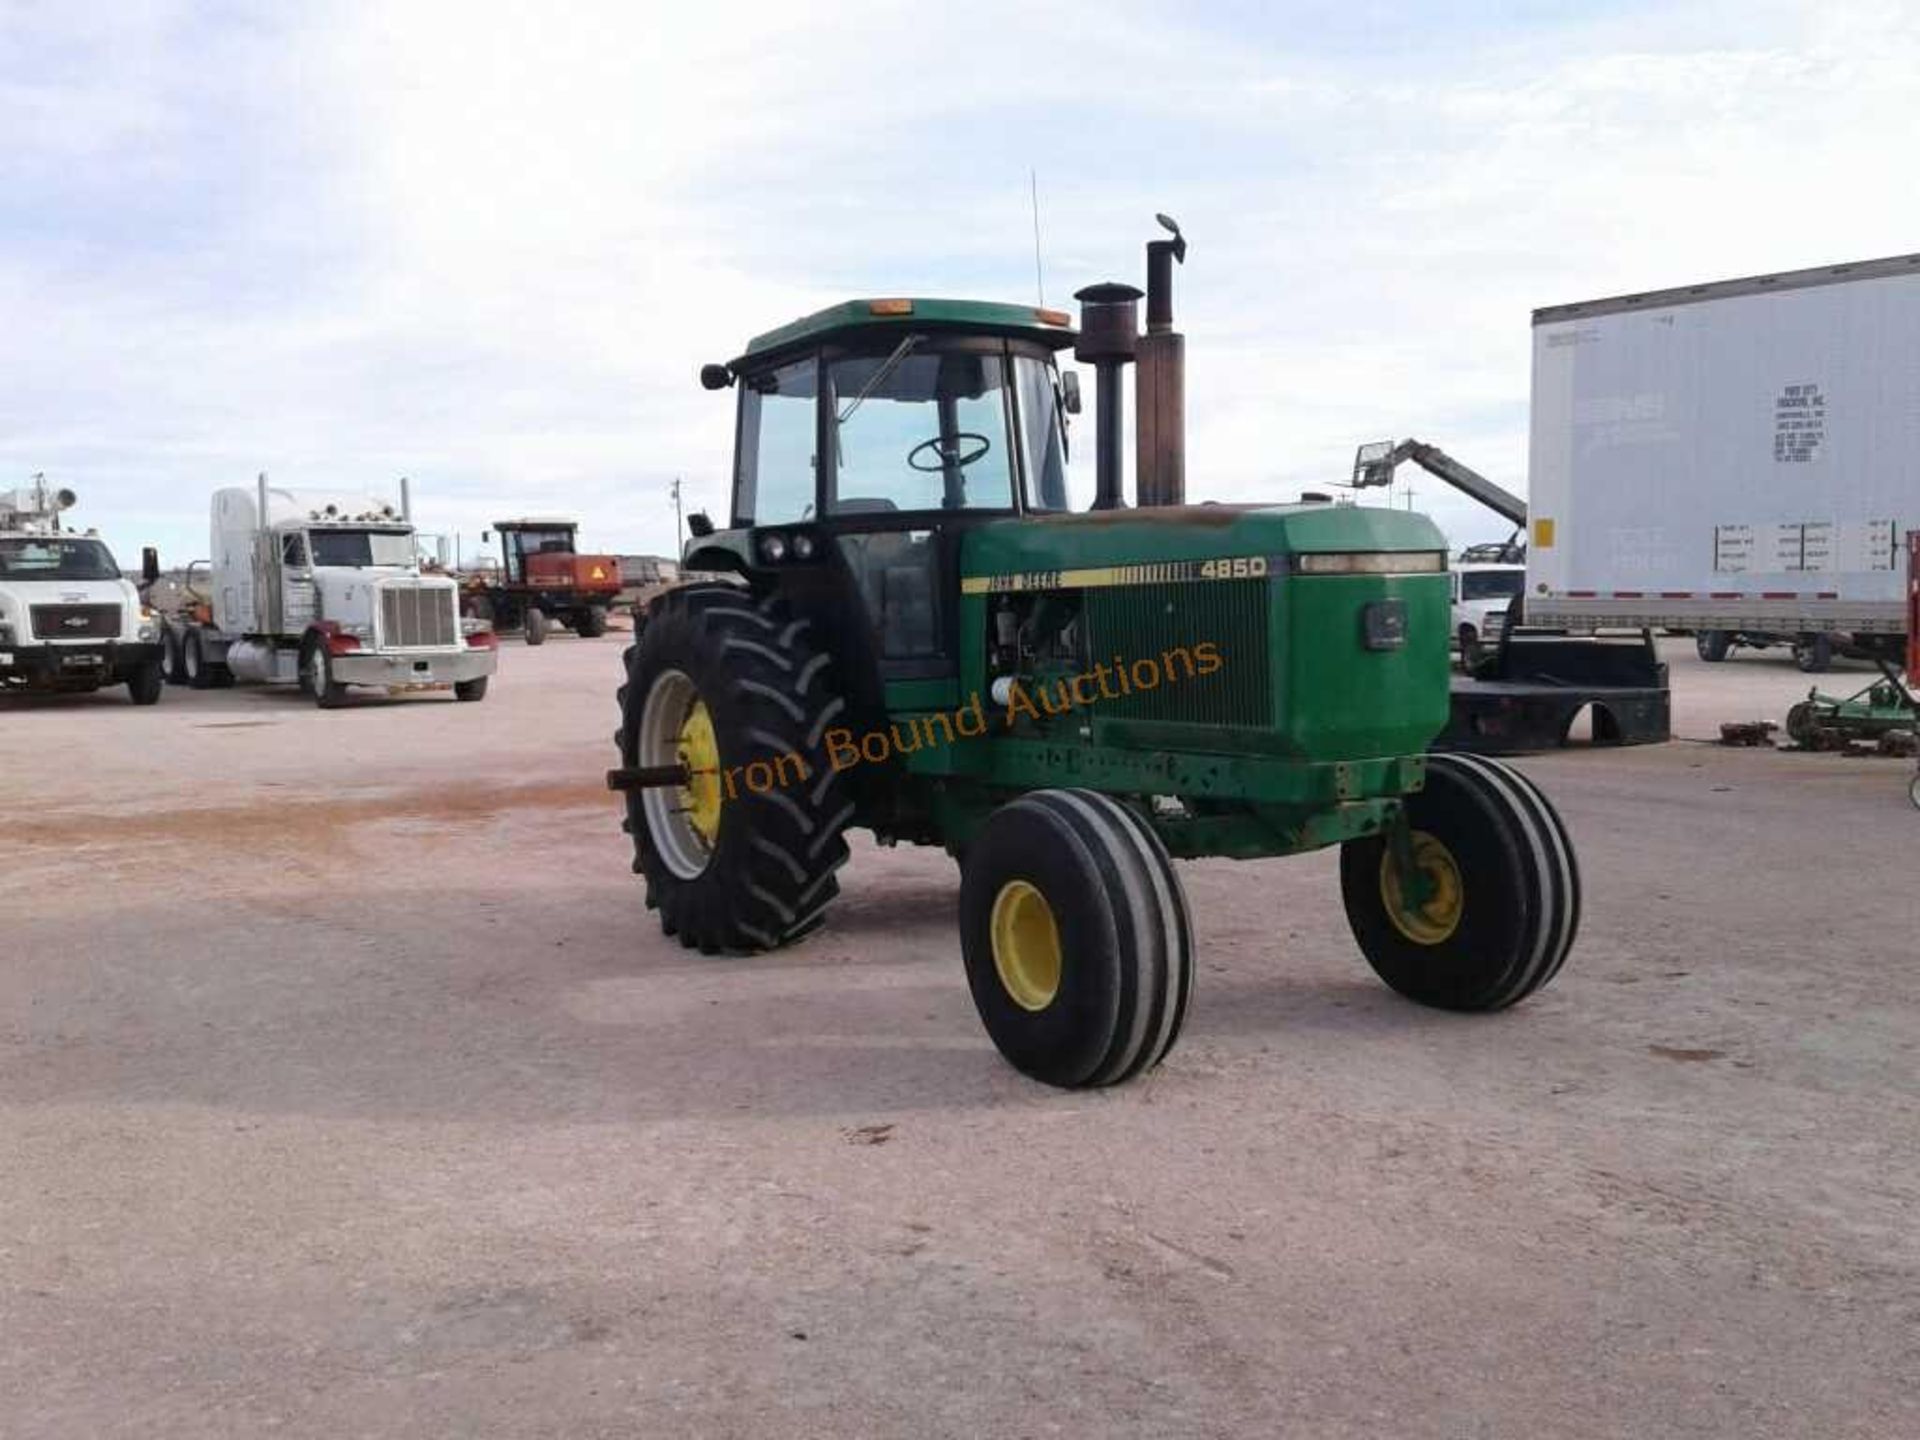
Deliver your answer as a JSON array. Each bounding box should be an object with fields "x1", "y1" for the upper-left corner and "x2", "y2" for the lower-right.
[
  {"x1": 480, "y1": 530, "x2": 491, "y2": 544},
  {"x1": 141, "y1": 546, "x2": 161, "y2": 585},
  {"x1": 1060, "y1": 370, "x2": 1083, "y2": 415},
  {"x1": 700, "y1": 363, "x2": 734, "y2": 391},
  {"x1": 687, "y1": 511, "x2": 715, "y2": 538}
]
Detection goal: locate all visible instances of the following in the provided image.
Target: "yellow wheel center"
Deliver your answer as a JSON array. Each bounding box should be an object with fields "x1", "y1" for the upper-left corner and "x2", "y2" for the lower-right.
[
  {"x1": 989, "y1": 879, "x2": 1063, "y2": 1012},
  {"x1": 677, "y1": 700, "x2": 722, "y2": 846},
  {"x1": 1380, "y1": 830, "x2": 1465, "y2": 946}
]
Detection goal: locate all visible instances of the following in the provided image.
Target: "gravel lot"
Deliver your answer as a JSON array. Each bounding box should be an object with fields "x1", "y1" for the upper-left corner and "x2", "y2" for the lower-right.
[{"x1": 3, "y1": 634, "x2": 1915, "y2": 1438}]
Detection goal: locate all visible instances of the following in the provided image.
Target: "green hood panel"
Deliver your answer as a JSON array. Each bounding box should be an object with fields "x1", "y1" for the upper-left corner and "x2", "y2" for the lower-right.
[{"x1": 961, "y1": 503, "x2": 1446, "y2": 584}]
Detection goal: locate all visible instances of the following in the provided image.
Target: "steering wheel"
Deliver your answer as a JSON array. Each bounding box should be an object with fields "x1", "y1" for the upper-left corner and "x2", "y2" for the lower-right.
[{"x1": 907, "y1": 432, "x2": 992, "y2": 472}]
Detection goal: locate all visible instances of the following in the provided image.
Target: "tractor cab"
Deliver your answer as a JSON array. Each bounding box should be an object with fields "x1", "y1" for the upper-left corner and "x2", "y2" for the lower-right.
[{"x1": 691, "y1": 300, "x2": 1078, "y2": 697}]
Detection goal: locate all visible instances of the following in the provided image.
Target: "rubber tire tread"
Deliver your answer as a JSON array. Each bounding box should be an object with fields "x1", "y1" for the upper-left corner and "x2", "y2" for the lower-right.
[
  {"x1": 618, "y1": 585, "x2": 851, "y2": 955},
  {"x1": 958, "y1": 789, "x2": 1188, "y2": 1088},
  {"x1": 1339, "y1": 753, "x2": 1574, "y2": 1011}
]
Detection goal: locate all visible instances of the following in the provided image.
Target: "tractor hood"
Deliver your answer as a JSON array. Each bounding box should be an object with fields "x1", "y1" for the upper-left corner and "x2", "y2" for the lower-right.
[{"x1": 961, "y1": 503, "x2": 1448, "y2": 588}]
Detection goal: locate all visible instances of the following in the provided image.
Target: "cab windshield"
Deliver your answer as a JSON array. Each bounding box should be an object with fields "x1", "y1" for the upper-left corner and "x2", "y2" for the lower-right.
[
  {"x1": 733, "y1": 340, "x2": 1069, "y2": 523},
  {"x1": 308, "y1": 528, "x2": 415, "y2": 568},
  {"x1": 1461, "y1": 569, "x2": 1524, "y2": 601},
  {"x1": 0, "y1": 536, "x2": 122, "y2": 581}
]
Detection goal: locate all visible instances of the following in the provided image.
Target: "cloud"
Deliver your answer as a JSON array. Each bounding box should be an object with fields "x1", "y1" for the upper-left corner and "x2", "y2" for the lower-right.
[{"x1": 3, "y1": 0, "x2": 1919, "y2": 564}]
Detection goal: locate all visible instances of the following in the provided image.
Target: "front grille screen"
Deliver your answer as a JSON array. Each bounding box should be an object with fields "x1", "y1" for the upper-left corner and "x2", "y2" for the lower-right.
[
  {"x1": 30, "y1": 603, "x2": 122, "y2": 640},
  {"x1": 379, "y1": 585, "x2": 457, "y2": 649},
  {"x1": 1083, "y1": 579, "x2": 1270, "y2": 726}
]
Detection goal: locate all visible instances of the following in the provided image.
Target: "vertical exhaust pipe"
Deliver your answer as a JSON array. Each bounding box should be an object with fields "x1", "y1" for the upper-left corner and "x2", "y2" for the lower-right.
[
  {"x1": 1136, "y1": 214, "x2": 1187, "y2": 508},
  {"x1": 1073, "y1": 282, "x2": 1143, "y2": 511},
  {"x1": 399, "y1": 476, "x2": 413, "y2": 523}
]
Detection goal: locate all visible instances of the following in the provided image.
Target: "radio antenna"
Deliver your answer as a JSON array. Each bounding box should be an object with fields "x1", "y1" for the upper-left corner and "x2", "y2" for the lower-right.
[{"x1": 1030, "y1": 169, "x2": 1045, "y2": 306}]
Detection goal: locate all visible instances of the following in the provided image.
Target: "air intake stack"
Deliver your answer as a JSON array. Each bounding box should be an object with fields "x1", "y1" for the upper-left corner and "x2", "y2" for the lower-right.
[
  {"x1": 1072, "y1": 281, "x2": 1142, "y2": 511},
  {"x1": 1135, "y1": 214, "x2": 1187, "y2": 508}
]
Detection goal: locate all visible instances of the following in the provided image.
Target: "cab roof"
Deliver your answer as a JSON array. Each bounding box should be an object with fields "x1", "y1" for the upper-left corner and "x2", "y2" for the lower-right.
[{"x1": 738, "y1": 298, "x2": 1077, "y2": 368}]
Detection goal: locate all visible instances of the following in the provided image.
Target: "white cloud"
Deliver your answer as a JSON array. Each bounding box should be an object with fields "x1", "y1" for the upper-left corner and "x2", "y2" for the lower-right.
[{"x1": 3, "y1": 0, "x2": 1919, "y2": 563}]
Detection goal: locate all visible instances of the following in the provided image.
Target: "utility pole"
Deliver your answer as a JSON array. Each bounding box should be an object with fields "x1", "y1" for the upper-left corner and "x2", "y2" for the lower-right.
[{"x1": 669, "y1": 476, "x2": 685, "y2": 552}]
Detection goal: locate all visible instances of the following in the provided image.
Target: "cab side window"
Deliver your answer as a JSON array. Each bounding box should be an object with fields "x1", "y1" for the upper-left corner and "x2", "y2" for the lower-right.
[
  {"x1": 736, "y1": 358, "x2": 819, "y2": 524},
  {"x1": 281, "y1": 533, "x2": 308, "y2": 568}
]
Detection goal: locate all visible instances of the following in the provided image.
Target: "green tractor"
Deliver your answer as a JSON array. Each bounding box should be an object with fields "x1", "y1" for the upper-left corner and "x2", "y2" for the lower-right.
[{"x1": 610, "y1": 218, "x2": 1578, "y2": 1088}]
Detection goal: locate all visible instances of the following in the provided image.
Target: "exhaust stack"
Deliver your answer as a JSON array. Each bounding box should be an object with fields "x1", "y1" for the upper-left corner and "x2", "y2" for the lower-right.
[
  {"x1": 1073, "y1": 281, "x2": 1142, "y2": 511},
  {"x1": 1135, "y1": 214, "x2": 1187, "y2": 508}
]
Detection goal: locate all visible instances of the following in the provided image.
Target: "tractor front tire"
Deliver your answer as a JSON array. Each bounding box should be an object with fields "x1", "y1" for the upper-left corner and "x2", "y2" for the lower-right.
[
  {"x1": 454, "y1": 677, "x2": 489, "y2": 703},
  {"x1": 618, "y1": 586, "x2": 852, "y2": 954},
  {"x1": 524, "y1": 606, "x2": 548, "y2": 646},
  {"x1": 1340, "y1": 753, "x2": 1578, "y2": 1012},
  {"x1": 959, "y1": 790, "x2": 1193, "y2": 1088}
]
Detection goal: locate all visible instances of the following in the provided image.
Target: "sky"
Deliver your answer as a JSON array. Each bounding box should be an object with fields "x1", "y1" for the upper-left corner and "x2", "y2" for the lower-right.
[{"x1": 4, "y1": 0, "x2": 1919, "y2": 566}]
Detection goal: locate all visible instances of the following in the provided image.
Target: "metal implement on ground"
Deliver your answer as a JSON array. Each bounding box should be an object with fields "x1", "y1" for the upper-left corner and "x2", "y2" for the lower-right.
[
  {"x1": 1783, "y1": 532, "x2": 1920, "y2": 782},
  {"x1": 608, "y1": 218, "x2": 1581, "y2": 1088},
  {"x1": 153, "y1": 475, "x2": 498, "y2": 707},
  {"x1": 461, "y1": 518, "x2": 622, "y2": 646},
  {"x1": 0, "y1": 478, "x2": 166, "y2": 705}
]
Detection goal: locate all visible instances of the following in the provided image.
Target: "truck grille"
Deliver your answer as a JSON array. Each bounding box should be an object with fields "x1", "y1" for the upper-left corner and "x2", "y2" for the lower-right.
[
  {"x1": 378, "y1": 585, "x2": 458, "y2": 649},
  {"x1": 30, "y1": 603, "x2": 122, "y2": 640},
  {"x1": 1084, "y1": 579, "x2": 1271, "y2": 727}
]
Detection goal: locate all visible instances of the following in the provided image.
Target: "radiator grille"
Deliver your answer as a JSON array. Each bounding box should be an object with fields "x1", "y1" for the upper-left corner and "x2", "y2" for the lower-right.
[
  {"x1": 378, "y1": 584, "x2": 458, "y2": 649},
  {"x1": 30, "y1": 603, "x2": 122, "y2": 640},
  {"x1": 1084, "y1": 579, "x2": 1271, "y2": 726}
]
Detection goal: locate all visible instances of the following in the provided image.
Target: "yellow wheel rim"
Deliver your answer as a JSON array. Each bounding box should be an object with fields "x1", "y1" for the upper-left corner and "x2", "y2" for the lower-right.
[
  {"x1": 677, "y1": 700, "x2": 722, "y2": 845},
  {"x1": 989, "y1": 879, "x2": 1063, "y2": 1012},
  {"x1": 1380, "y1": 830, "x2": 1465, "y2": 945}
]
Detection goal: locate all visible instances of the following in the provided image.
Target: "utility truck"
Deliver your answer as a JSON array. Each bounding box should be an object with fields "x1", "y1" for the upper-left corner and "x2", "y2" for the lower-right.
[
  {"x1": 0, "y1": 478, "x2": 164, "y2": 704},
  {"x1": 1527, "y1": 252, "x2": 1918, "y2": 672},
  {"x1": 160, "y1": 476, "x2": 497, "y2": 707},
  {"x1": 610, "y1": 218, "x2": 1580, "y2": 1089}
]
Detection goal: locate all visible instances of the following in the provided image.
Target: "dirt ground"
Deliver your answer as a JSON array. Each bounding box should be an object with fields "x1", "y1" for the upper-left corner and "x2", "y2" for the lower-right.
[{"x1": 2, "y1": 635, "x2": 1915, "y2": 1438}]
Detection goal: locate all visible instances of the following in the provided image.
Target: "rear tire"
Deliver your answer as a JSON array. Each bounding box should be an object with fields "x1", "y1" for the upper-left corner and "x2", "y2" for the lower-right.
[
  {"x1": 1696, "y1": 630, "x2": 1731, "y2": 662},
  {"x1": 523, "y1": 606, "x2": 547, "y2": 646},
  {"x1": 1457, "y1": 623, "x2": 1481, "y2": 672},
  {"x1": 163, "y1": 626, "x2": 187, "y2": 684},
  {"x1": 618, "y1": 586, "x2": 852, "y2": 954},
  {"x1": 1341, "y1": 753, "x2": 1578, "y2": 1011},
  {"x1": 183, "y1": 627, "x2": 215, "y2": 689},
  {"x1": 1793, "y1": 633, "x2": 1832, "y2": 673},
  {"x1": 575, "y1": 606, "x2": 609, "y2": 638},
  {"x1": 959, "y1": 789, "x2": 1193, "y2": 1088}
]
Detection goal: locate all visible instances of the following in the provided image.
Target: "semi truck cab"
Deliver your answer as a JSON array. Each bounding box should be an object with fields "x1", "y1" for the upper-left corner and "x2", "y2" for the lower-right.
[
  {"x1": 164, "y1": 478, "x2": 497, "y2": 706},
  {"x1": 0, "y1": 483, "x2": 164, "y2": 704}
]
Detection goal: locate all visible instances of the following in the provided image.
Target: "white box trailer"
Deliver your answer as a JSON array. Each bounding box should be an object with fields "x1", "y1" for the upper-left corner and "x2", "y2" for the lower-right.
[{"x1": 1527, "y1": 252, "x2": 1918, "y2": 667}]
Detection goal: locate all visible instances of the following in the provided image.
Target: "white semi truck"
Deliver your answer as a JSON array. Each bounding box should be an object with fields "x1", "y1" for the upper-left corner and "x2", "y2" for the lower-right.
[
  {"x1": 0, "y1": 478, "x2": 165, "y2": 704},
  {"x1": 1527, "y1": 251, "x2": 1917, "y2": 671},
  {"x1": 162, "y1": 475, "x2": 497, "y2": 707}
]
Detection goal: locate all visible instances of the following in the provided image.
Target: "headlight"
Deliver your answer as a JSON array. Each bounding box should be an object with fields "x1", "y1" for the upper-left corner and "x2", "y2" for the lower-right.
[
  {"x1": 791, "y1": 532, "x2": 815, "y2": 560},
  {"x1": 138, "y1": 621, "x2": 159, "y2": 641},
  {"x1": 759, "y1": 533, "x2": 788, "y2": 563},
  {"x1": 339, "y1": 621, "x2": 374, "y2": 638}
]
